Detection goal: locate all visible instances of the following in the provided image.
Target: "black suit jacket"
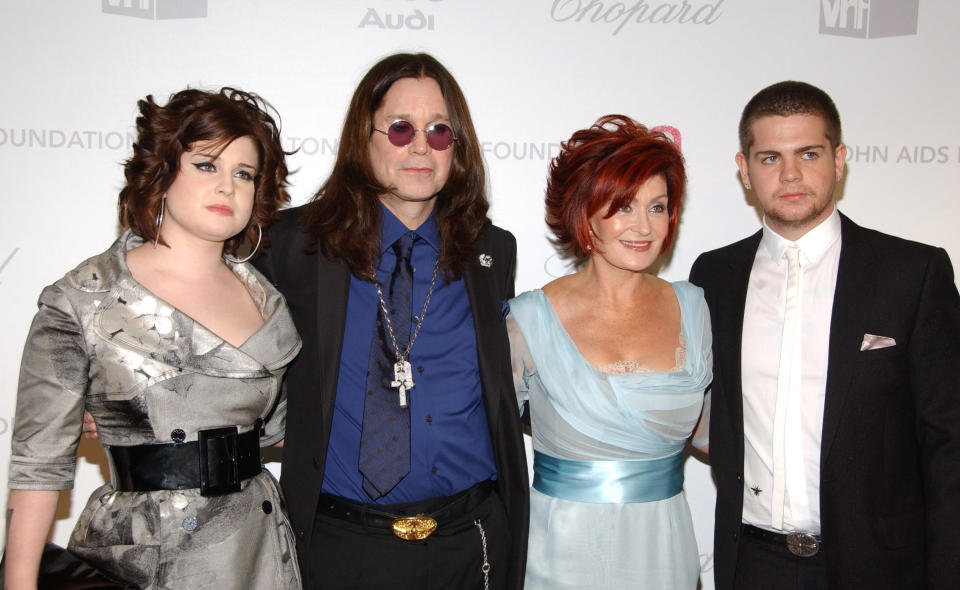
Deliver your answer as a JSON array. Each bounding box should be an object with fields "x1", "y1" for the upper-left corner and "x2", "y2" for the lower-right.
[
  {"x1": 690, "y1": 214, "x2": 960, "y2": 589},
  {"x1": 254, "y1": 205, "x2": 529, "y2": 589}
]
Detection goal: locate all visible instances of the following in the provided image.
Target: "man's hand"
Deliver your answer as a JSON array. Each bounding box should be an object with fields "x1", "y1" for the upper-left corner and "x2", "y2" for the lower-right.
[{"x1": 82, "y1": 410, "x2": 98, "y2": 439}]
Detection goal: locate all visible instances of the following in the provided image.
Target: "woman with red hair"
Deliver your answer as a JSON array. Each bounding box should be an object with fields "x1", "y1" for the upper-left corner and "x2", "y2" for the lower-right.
[{"x1": 508, "y1": 115, "x2": 711, "y2": 589}]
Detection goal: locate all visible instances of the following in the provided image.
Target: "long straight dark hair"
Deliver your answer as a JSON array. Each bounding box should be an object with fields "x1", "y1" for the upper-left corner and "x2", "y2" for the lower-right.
[{"x1": 302, "y1": 52, "x2": 489, "y2": 281}]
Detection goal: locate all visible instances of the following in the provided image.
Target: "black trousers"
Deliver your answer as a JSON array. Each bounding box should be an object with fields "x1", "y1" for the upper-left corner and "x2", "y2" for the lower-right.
[
  {"x1": 304, "y1": 487, "x2": 510, "y2": 590},
  {"x1": 734, "y1": 526, "x2": 828, "y2": 590}
]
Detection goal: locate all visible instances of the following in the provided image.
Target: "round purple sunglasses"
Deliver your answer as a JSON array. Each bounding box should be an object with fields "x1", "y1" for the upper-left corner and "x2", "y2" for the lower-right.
[{"x1": 373, "y1": 120, "x2": 457, "y2": 151}]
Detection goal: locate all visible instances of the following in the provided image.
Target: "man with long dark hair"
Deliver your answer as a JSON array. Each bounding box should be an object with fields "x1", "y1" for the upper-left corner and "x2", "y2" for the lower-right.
[{"x1": 256, "y1": 53, "x2": 528, "y2": 590}]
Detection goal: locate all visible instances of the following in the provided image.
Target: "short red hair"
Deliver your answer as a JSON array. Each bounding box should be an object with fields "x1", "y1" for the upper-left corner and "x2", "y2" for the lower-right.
[{"x1": 546, "y1": 115, "x2": 685, "y2": 259}]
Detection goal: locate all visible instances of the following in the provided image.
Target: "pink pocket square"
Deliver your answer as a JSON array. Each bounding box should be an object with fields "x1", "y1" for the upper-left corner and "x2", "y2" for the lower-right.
[{"x1": 860, "y1": 334, "x2": 896, "y2": 351}]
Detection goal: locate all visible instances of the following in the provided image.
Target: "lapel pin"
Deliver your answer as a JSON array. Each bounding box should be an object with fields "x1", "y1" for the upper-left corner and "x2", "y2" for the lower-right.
[{"x1": 478, "y1": 254, "x2": 493, "y2": 268}]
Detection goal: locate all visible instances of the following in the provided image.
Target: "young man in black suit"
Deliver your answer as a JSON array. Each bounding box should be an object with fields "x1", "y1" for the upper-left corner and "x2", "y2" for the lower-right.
[
  {"x1": 690, "y1": 81, "x2": 960, "y2": 589},
  {"x1": 255, "y1": 53, "x2": 528, "y2": 589}
]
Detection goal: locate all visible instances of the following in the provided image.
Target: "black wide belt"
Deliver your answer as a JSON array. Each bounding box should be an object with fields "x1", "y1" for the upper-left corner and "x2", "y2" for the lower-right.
[
  {"x1": 109, "y1": 426, "x2": 261, "y2": 496},
  {"x1": 317, "y1": 480, "x2": 494, "y2": 541},
  {"x1": 744, "y1": 524, "x2": 823, "y2": 557}
]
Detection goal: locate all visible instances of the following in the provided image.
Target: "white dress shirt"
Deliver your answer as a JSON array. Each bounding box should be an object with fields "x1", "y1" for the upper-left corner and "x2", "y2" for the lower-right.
[{"x1": 741, "y1": 207, "x2": 842, "y2": 533}]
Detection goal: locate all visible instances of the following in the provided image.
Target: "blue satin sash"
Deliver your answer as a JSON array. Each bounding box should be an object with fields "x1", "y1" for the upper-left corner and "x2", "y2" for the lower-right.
[{"x1": 532, "y1": 451, "x2": 684, "y2": 503}]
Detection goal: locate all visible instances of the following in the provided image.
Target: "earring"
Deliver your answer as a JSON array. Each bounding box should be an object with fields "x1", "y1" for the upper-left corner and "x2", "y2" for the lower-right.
[
  {"x1": 225, "y1": 223, "x2": 263, "y2": 264},
  {"x1": 743, "y1": 183, "x2": 751, "y2": 190},
  {"x1": 153, "y1": 195, "x2": 166, "y2": 248}
]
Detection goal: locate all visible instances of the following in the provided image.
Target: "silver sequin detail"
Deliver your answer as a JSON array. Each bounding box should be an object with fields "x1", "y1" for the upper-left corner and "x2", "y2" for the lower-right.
[
  {"x1": 171, "y1": 493, "x2": 188, "y2": 510},
  {"x1": 154, "y1": 316, "x2": 173, "y2": 335}
]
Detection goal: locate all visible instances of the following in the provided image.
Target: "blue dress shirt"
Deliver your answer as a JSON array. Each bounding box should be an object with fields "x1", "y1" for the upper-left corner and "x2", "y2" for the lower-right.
[{"x1": 321, "y1": 205, "x2": 497, "y2": 504}]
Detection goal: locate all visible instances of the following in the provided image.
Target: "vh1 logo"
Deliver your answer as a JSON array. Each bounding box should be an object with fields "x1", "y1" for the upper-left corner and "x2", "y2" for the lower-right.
[
  {"x1": 819, "y1": 0, "x2": 919, "y2": 39},
  {"x1": 102, "y1": 0, "x2": 207, "y2": 20}
]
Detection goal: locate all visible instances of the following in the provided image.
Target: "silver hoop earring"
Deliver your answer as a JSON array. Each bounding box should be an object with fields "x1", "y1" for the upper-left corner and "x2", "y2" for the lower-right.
[
  {"x1": 153, "y1": 195, "x2": 166, "y2": 248},
  {"x1": 225, "y1": 223, "x2": 262, "y2": 264}
]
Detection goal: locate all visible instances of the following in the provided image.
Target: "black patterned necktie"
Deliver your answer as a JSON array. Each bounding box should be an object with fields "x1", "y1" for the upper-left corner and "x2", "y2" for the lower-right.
[{"x1": 358, "y1": 232, "x2": 415, "y2": 500}]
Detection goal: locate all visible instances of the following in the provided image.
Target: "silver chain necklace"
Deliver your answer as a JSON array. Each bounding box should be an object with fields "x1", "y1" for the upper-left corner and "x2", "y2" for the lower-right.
[{"x1": 375, "y1": 256, "x2": 440, "y2": 408}]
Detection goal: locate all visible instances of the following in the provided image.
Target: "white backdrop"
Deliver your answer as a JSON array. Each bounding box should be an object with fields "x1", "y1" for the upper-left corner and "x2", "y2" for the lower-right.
[{"x1": 2, "y1": 2, "x2": 958, "y2": 587}]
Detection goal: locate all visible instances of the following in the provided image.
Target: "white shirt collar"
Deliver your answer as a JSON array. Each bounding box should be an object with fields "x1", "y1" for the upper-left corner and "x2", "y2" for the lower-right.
[{"x1": 760, "y1": 207, "x2": 842, "y2": 267}]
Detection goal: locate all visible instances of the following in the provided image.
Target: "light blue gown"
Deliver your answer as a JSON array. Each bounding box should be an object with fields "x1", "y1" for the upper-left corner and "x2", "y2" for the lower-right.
[{"x1": 508, "y1": 281, "x2": 712, "y2": 589}]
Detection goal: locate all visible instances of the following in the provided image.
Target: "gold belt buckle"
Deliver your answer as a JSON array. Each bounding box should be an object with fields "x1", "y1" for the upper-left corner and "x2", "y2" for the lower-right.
[{"x1": 391, "y1": 514, "x2": 438, "y2": 541}]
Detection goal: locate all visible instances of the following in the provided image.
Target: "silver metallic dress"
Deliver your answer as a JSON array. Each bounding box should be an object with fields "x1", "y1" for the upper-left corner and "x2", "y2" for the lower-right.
[{"x1": 8, "y1": 231, "x2": 302, "y2": 589}]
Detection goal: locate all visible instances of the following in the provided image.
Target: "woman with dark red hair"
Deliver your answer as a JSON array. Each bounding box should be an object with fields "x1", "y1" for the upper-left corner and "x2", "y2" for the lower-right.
[
  {"x1": 5, "y1": 88, "x2": 301, "y2": 589},
  {"x1": 508, "y1": 115, "x2": 711, "y2": 589}
]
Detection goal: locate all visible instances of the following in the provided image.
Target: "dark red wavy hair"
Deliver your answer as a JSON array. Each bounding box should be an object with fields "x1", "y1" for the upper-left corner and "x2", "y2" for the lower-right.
[
  {"x1": 118, "y1": 87, "x2": 291, "y2": 255},
  {"x1": 545, "y1": 115, "x2": 685, "y2": 260}
]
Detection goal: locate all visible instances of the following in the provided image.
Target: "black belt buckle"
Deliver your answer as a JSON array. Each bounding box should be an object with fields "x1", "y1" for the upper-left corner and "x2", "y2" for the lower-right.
[{"x1": 198, "y1": 426, "x2": 241, "y2": 496}]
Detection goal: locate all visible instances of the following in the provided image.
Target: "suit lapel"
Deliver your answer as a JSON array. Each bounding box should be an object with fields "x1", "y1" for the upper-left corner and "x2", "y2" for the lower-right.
[
  {"x1": 315, "y1": 256, "x2": 352, "y2": 432},
  {"x1": 821, "y1": 215, "x2": 877, "y2": 462},
  {"x1": 463, "y1": 235, "x2": 503, "y2": 433},
  {"x1": 719, "y1": 232, "x2": 762, "y2": 448}
]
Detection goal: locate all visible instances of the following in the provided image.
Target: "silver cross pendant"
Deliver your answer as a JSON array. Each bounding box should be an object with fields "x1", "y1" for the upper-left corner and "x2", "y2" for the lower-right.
[{"x1": 391, "y1": 360, "x2": 415, "y2": 408}]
